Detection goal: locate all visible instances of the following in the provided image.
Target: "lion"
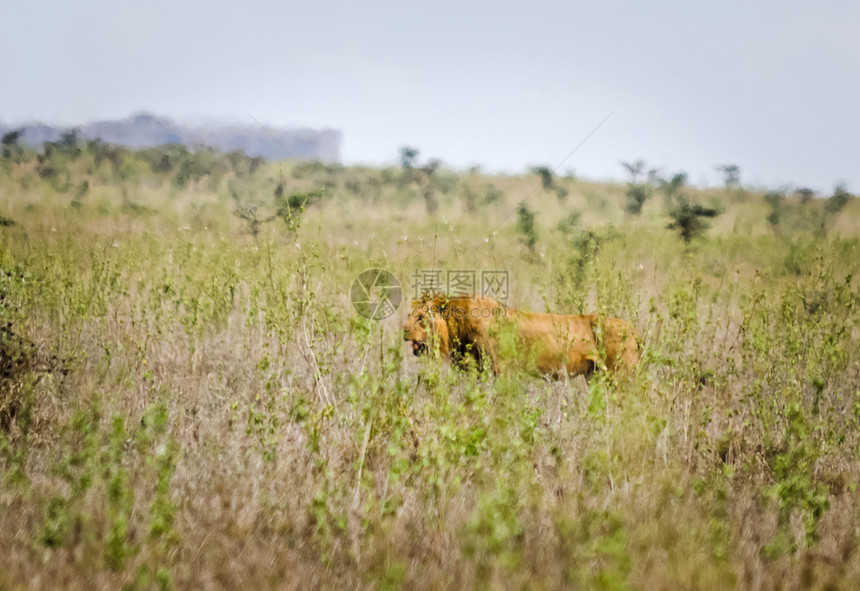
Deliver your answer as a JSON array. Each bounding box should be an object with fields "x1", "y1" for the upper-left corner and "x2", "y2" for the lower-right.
[{"x1": 402, "y1": 293, "x2": 640, "y2": 379}]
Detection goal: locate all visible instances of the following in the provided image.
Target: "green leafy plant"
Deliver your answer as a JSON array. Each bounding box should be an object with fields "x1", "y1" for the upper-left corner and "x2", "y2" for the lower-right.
[{"x1": 667, "y1": 198, "x2": 720, "y2": 245}]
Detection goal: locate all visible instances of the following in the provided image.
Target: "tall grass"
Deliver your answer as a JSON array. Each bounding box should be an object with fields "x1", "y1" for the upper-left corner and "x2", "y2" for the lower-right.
[{"x1": 0, "y1": 144, "x2": 858, "y2": 589}]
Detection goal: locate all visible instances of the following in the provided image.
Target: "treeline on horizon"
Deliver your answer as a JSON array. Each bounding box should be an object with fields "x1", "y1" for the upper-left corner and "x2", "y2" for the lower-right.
[{"x1": 0, "y1": 129, "x2": 856, "y2": 248}]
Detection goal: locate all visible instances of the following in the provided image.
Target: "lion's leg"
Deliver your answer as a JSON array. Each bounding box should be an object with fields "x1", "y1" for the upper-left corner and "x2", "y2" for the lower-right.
[
  {"x1": 583, "y1": 360, "x2": 596, "y2": 382},
  {"x1": 565, "y1": 352, "x2": 597, "y2": 379},
  {"x1": 473, "y1": 347, "x2": 499, "y2": 376},
  {"x1": 488, "y1": 355, "x2": 500, "y2": 376}
]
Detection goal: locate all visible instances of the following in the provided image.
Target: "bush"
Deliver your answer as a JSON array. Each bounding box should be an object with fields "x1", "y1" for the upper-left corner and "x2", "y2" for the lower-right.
[
  {"x1": 516, "y1": 202, "x2": 538, "y2": 254},
  {"x1": 667, "y1": 198, "x2": 720, "y2": 244}
]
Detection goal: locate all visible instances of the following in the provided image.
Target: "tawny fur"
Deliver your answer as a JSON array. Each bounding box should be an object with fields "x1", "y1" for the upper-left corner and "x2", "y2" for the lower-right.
[{"x1": 402, "y1": 294, "x2": 640, "y2": 378}]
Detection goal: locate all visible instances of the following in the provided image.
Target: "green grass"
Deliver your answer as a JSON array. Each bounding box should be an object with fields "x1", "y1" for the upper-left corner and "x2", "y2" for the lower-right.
[{"x1": 0, "y1": 143, "x2": 859, "y2": 589}]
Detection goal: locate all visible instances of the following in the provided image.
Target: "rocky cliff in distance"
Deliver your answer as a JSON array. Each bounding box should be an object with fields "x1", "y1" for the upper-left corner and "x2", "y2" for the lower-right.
[{"x1": 0, "y1": 113, "x2": 341, "y2": 163}]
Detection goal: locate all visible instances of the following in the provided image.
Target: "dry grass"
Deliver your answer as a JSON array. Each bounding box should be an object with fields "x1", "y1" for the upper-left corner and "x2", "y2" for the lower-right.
[{"x1": 0, "y1": 146, "x2": 858, "y2": 589}]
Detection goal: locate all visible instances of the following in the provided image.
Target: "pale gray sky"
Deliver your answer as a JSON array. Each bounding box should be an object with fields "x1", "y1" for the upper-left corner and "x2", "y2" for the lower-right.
[{"x1": 2, "y1": 0, "x2": 858, "y2": 191}]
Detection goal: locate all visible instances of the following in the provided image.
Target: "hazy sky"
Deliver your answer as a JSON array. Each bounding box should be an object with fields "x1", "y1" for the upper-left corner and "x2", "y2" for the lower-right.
[{"x1": 2, "y1": 0, "x2": 858, "y2": 191}]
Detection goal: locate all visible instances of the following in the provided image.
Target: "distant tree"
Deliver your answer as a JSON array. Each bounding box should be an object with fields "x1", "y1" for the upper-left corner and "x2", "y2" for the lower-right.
[
  {"x1": 825, "y1": 184, "x2": 852, "y2": 215},
  {"x1": 36, "y1": 144, "x2": 59, "y2": 179},
  {"x1": 57, "y1": 129, "x2": 82, "y2": 160},
  {"x1": 152, "y1": 153, "x2": 173, "y2": 174},
  {"x1": 667, "y1": 198, "x2": 720, "y2": 245},
  {"x1": 625, "y1": 184, "x2": 650, "y2": 216},
  {"x1": 659, "y1": 172, "x2": 688, "y2": 209},
  {"x1": 621, "y1": 160, "x2": 653, "y2": 216},
  {"x1": 59, "y1": 129, "x2": 79, "y2": 149},
  {"x1": 646, "y1": 168, "x2": 661, "y2": 185},
  {"x1": 396, "y1": 150, "x2": 442, "y2": 211},
  {"x1": 795, "y1": 187, "x2": 815, "y2": 204},
  {"x1": 398, "y1": 146, "x2": 419, "y2": 187},
  {"x1": 716, "y1": 164, "x2": 742, "y2": 189},
  {"x1": 174, "y1": 152, "x2": 213, "y2": 188},
  {"x1": 813, "y1": 183, "x2": 853, "y2": 237},
  {"x1": 87, "y1": 138, "x2": 106, "y2": 163},
  {"x1": 530, "y1": 166, "x2": 568, "y2": 200},
  {"x1": 109, "y1": 146, "x2": 125, "y2": 174},
  {"x1": 420, "y1": 159, "x2": 441, "y2": 213},
  {"x1": 1, "y1": 130, "x2": 25, "y2": 164},
  {"x1": 516, "y1": 203, "x2": 539, "y2": 255},
  {"x1": 399, "y1": 146, "x2": 419, "y2": 169},
  {"x1": 421, "y1": 158, "x2": 441, "y2": 178},
  {"x1": 531, "y1": 166, "x2": 554, "y2": 191},
  {"x1": 764, "y1": 190, "x2": 785, "y2": 229},
  {"x1": 620, "y1": 159, "x2": 646, "y2": 180},
  {"x1": 1, "y1": 130, "x2": 22, "y2": 147},
  {"x1": 225, "y1": 149, "x2": 261, "y2": 178}
]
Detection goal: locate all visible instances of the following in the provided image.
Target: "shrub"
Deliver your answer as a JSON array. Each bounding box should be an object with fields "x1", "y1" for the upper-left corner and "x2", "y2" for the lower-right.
[
  {"x1": 516, "y1": 203, "x2": 538, "y2": 255},
  {"x1": 666, "y1": 198, "x2": 720, "y2": 244}
]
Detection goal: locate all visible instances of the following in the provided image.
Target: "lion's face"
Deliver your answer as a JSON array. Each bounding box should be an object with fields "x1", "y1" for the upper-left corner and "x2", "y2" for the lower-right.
[{"x1": 402, "y1": 302, "x2": 446, "y2": 357}]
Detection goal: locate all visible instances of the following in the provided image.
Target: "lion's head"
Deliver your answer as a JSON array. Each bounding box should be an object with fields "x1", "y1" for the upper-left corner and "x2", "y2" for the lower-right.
[
  {"x1": 401, "y1": 294, "x2": 451, "y2": 358},
  {"x1": 402, "y1": 293, "x2": 505, "y2": 372}
]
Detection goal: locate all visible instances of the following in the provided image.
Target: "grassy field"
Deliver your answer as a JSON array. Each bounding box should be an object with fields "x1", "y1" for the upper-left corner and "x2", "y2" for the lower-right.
[{"x1": 1, "y1": 140, "x2": 859, "y2": 589}]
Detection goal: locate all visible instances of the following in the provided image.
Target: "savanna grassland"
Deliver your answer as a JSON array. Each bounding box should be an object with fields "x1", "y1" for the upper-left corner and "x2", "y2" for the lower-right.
[{"x1": 0, "y1": 136, "x2": 859, "y2": 590}]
